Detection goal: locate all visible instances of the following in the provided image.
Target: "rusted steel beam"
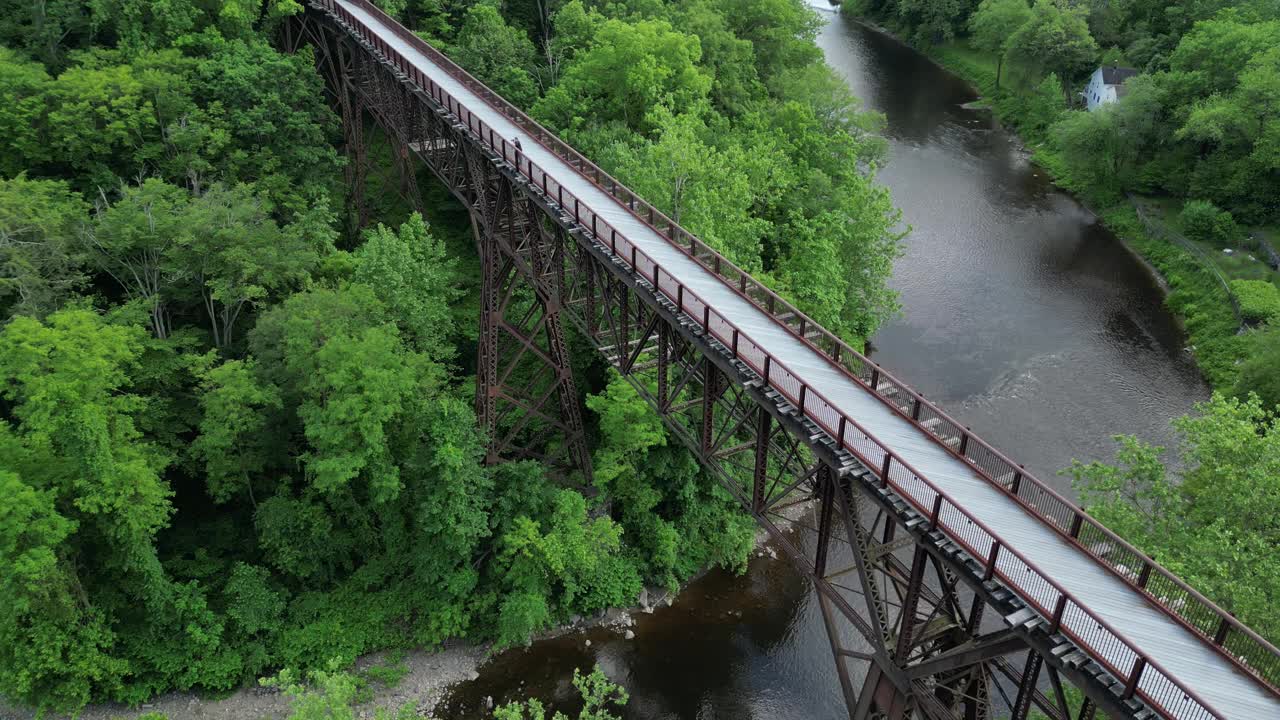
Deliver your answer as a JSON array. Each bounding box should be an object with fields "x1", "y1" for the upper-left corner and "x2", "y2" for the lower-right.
[
  {"x1": 894, "y1": 546, "x2": 928, "y2": 661},
  {"x1": 1012, "y1": 652, "x2": 1045, "y2": 720},
  {"x1": 702, "y1": 358, "x2": 719, "y2": 454},
  {"x1": 750, "y1": 405, "x2": 769, "y2": 513},
  {"x1": 905, "y1": 630, "x2": 1025, "y2": 679}
]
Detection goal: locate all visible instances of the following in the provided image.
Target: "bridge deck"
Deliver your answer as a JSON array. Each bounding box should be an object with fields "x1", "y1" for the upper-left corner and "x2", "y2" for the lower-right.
[{"x1": 334, "y1": 2, "x2": 1277, "y2": 716}]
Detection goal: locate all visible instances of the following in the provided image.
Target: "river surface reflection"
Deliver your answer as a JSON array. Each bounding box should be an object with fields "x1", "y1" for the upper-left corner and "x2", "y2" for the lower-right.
[{"x1": 439, "y1": 8, "x2": 1206, "y2": 718}]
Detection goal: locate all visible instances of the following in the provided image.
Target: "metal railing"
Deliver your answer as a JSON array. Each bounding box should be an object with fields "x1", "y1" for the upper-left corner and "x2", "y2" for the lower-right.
[{"x1": 311, "y1": 2, "x2": 1280, "y2": 716}]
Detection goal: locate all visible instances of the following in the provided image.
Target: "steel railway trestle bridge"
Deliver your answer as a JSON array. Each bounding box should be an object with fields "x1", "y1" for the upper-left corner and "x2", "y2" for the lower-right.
[{"x1": 283, "y1": 3, "x2": 1280, "y2": 718}]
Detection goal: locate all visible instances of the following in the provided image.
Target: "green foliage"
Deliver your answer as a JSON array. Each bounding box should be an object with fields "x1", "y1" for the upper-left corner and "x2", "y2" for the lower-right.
[
  {"x1": 1005, "y1": 0, "x2": 1098, "y2": 98},
  {"x1": 1100, "y1": 206, "x2": 1244, "y2": 388},
  {"x1": 1235, "y1": 328, "x2": 1280, "y2": 411},
  {"x1": 1070, "y1": 394, "x2": 1280, "y2": 643},
  {"x1": 968, "y1": 0, "x2": 1031, "y2": 88},
  {"x1": 892, "y1": 0, "x2": 972, "y2": 46},
  {"x1": 534, "y1": 0, "x2": 900, "y2": 342},
  {"x1": 353, "y1": 213, "x2": 459, "y2": 359},
  {"x1": 1050, "y1": 76, "x2": 1163, "y2": 199},
  {"x1": 1021, "y1": 73, "x2": 1067, "y2": 136},
  {"x1": 262, "y1": 661, "x2": 360, "y2": 720},
  {"x1": 449, "y1": 2, "x2": 540, "y2": 106},
  {"x1": 0, "y1": 307, "x2": 175, "y2": 709},
  {"x1": 361, "y1": 652, "x2": 410, "y2": 688},
  {"x1": 82, "y1": 179, "x2": 331, "y2": 343},
  {"x1": 535, "y1": 18, "x2": 712, "y2": 135},
  {"x1": 493, "y1": 666, "x2": 627, "y2": 720},
  {"x1": 0, "y1": 40, "x2": 338, "y2": 211},
  {"x1": 0, "y1": 174, "x2": 89, "y2": 319},
  {"x1": 1181, "y1": 200, "x2": 1239, "y2": 246},
  {"x1": 261, "y1": 660, "x2": 425, "y2": 720},
  {"x1": 587, "y1": 374, "x2": 753, "y2": 590},
  {"x1": 0, "y1": 48, "x2": 50, "y2": 173},
  {"x1": 1232, "y1": 279, "x2": 1280, "y2": 325},
  {"x1": 193, "y1": 358, "x2": 282, "y2": 504},
  {"x1": 495, "y1": 490, "x2": 642, "y2": 645}
]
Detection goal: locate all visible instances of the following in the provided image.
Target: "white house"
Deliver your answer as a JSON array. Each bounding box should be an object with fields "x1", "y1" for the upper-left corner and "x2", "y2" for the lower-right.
[{"x1": 1082, "y1": 66, "x2": 1138, "y2": 110}]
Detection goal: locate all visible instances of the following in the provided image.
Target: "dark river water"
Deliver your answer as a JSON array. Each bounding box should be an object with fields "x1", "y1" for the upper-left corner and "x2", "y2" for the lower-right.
[{"x1": 440, "y1": 9, "x2": 1207, "y2": 719}]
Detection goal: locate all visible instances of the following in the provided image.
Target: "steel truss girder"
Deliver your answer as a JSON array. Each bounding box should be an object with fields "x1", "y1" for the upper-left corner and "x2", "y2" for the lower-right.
[{"x1": 290, "y1": 10, "x2": 1150, "y2": 719}]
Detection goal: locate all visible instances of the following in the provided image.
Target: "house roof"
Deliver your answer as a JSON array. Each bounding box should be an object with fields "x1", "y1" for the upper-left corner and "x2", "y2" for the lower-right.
[{"x1": 1100, "y1": 66, "x2": 1138, "y2": 85}]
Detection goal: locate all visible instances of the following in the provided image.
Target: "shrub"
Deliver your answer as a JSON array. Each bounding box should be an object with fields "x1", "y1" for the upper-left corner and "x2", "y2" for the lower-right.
[
  {"x1": 1235, "y1": 328, "x2": 1280, "y2": 411},
  {"x1": 1181, "y1": 200, "x2": 1238, "y2": 246},
  {"x1": 1232, "y1": 279, "x2": 1280, "y2": 325}
]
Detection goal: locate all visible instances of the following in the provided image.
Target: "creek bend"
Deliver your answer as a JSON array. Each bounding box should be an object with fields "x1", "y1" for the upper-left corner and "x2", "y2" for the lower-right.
[{"x1": 438, "y1": 8, "x2": 1208, "y2": 718}]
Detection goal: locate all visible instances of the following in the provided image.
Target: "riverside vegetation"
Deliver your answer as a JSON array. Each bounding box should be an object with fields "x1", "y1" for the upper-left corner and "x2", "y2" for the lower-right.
[
  {"x1": 848, "y1": 0, "x2": 1280, "y2": 397},
  {"x1": 846, "y1": 0, "x2": 1280, "y2": 656},
  {"x1": 0, "y1": 0, "x2": 903, "y2": 713}
]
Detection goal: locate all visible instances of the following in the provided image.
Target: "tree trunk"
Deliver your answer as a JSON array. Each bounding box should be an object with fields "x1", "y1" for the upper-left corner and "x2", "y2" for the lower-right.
[{"x1": 995, "y1": 56, "x2": 1002, "y2": 91}]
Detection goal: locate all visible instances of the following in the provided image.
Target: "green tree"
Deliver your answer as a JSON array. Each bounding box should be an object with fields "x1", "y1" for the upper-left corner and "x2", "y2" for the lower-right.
[
  {"x1": 1069, "y1": 394, "x2": 1280, "y2": 642},
  {"x1": 1049, "y1": 73, "x2": 1168, "y2": 199},
  {"x1": 177, "y1": 184, "x2": 330, "y2": 348},
  {"x1": 1180, "y1": 200, "x2": 1238, "y2": 245},
  {"x1": 1228, "y1": 326, "x2": 1280, "y2": 409},
  {"x1": 0, "y1": 48, "x2": 50, "y2": 175},
  {"x1": 607, "y1": 110, "x2": 768, "y2": 268},
  {"x1": 0, "y1": 0, "x2": 91, "y2": 66},
  {"x1": 893, "y1": 0, "x2": 971, "y2": 46},
  {"x1": 587, "y1": 374, "x2": 681, "y2": 589},
  {"x1": 534, "y1": 18, "x2": 712, "y2": 135},
  {"x1": 83, "y1": 0, "x2": 302, "y2": 51},
  {"x1": 181, "y1": 40, "x2": 341, "y2": 212},
  {"x1": 1175, "y1": 46, "x2": 1280, "y2": 219},
  {"x1": 192, "y1": 358, "x2": 282, "y2": 506},
  {"x1": 672, "y1": 0, "x2": 763, "y2": 115},
  {"x1": 1051, "y1": 106, "x2": 1133, "y2": 199},
  {"x1": 449, "y1": 1, "x2": 540, "y2": 106},
  {"x1": 84, "y1": 179, "x2": 190, "y2": 339},
  {"x1": 1234, "y1": 328, "x2": 1280, "y2": 410},
  {"x1": 0, "y1": 175, "x2": 89, "y2": 319},
  {"x1": 1166, "y1": 14, "x2": 1280, "y2": 100},
  {"x1": 495, "y1": 491, "x2": 642, "y2": 646},
  {"x1": 42, "y1": 57, "x2": 183, "y2": 190},
  {"x1": 721, "y1": 0, "x2": 821, "y2": 86},
  {"x1": 0, "y1": 307, "x2": 182, "y2": 709},
  {"x1": 353, "y1": 213, "x2": 459, "y2": 359},
  {"x1": 249, "y1": 286, "x2": 414, "y2": 501},
  {"x1": 1005, "y1": 0, "x2": 1099, "y2": 101},
  {"x1": 970, "y1": 0, "x2": 1031, "y2": 89}
]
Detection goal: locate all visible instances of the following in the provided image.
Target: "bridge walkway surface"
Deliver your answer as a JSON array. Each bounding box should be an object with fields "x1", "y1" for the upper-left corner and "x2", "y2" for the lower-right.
[{"x1": 328, "y1": 2, "x2": 1279, "y2": 716}]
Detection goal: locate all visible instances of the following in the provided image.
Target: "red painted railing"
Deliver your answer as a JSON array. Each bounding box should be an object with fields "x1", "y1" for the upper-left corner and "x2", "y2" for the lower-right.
[{"x1": 312, "y1": 2, "x2": 1280, "y2": 717}]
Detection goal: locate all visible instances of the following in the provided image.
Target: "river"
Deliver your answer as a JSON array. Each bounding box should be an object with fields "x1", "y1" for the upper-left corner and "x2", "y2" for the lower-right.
[{"x1": 438, "y1": 8, "x2": 1207, "y2": 719}]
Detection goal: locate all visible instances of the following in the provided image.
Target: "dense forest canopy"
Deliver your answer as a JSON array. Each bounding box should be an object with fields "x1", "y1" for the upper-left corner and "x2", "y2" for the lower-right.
[{"x1": 0, "y1": 0, "x2": 903, "y2": 712}]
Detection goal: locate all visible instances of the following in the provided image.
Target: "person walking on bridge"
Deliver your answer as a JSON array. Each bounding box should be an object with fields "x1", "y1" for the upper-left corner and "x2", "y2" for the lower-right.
[{"x1": 512, "y1": 136, "x2": 522, "y2": 168}]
